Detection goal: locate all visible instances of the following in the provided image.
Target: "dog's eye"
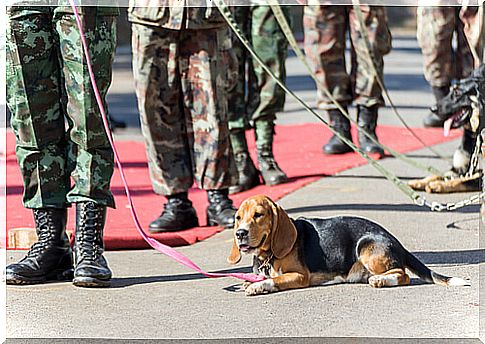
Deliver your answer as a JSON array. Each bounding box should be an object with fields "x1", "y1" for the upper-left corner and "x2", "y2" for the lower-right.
[
  {"x1": 254, "y1": 212, "x2": 263, "y2": 219},
  {"x1": 236, "y1": 215, "x2": 241, "y2": 221}
]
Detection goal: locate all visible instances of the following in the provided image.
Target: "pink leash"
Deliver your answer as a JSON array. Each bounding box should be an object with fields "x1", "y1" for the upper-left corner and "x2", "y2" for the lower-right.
[{"x1": 68, "y1": 1, "x2": 265, "y2": 284}]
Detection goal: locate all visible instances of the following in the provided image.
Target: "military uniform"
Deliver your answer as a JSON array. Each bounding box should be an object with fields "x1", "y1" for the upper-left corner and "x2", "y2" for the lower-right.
[
  {"x1": 129, "y1": 1, "x2": 236, "y2": 196},
  {"x1": 6, "y1": 5, "x2": 118, "y2": 287},
  {"x1": 303, "y1": 5, "x2": 391, "y2": 156},
  {"x1": 227, "y1": 6, "x2": 288, "y2": 136},
  {"x1": 128, "y1": 0, "x2": 238, "y2": 231},
  {"x1": 227, "y1": 5, "x2": 289, "y2": 192},
  {"x1": 304, "y1": 5, "x2": 391, "y2": 110},
  {"x1": 417, "y1": 5, "x2": 484, "y2": 127},
  {"x1": 417, "y1": 6, "x2": 484, "y2": 88},
  {"x1": 6, "y1": 5, "x2": 118, "y2": 209}
]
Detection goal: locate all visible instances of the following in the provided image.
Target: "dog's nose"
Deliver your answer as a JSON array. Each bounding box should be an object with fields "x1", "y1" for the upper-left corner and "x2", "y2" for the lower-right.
[{"x1": 236, "y1": 229, "x2": 249, "y2": 240}]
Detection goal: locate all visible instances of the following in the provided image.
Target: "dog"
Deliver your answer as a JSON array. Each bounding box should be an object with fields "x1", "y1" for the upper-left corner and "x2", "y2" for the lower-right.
[
  {"x1": 228, "y1": 195, "x2": 470, "y2": 296},
  {"x1": 408, "y1": 64, "x2": 484, "y2": 194},
  {"x1": 408, "y1": 171, "x2": 481, "y2": 194}
]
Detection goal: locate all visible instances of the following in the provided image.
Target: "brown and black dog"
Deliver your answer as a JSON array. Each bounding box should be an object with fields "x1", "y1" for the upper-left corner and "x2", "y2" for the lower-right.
[{"x1": 228, "y1": 195, "x2": 470, "y2": 296}]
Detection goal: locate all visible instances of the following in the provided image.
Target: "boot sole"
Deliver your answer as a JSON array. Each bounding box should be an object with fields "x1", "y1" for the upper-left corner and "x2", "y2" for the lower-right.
[
  {"x1": 148, "y1": 220, "x2": 199, "y2": 233},
  {"x1": 6, "y1": 268, "x2": 74, "y2": 285},
  {"x1": 206, "y1": 217, "x2": 235, "y2": 229},
  {"x1": 6, "y1": 273, "x2": 44, "y2": 285},
  {"x1": 262, "y1": 176, "x2": 288, "y2": 186},
  {"x1": 365, "y1": 151, "x2": 385, "y2": 158},
  {"x1": 73, "y1": 276, "x2": 111, "y2": 288},
  {"x1": 229, "y1": 176, "x2": 261, "y2": 194},
  {"x1": 322, "y1": 147, "x2": 353, "y2": 155}
]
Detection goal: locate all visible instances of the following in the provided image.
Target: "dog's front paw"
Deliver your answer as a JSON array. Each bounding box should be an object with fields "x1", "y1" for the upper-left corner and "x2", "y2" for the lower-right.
[
  {"x1": 242, "y1": 281, "x2": 252, "y2": 290},
  {"x1": 244, "y1": 279, "x2": 277, "y2": 296},
  {"x1": 426, "y1": 180, "x2": 447, "y2": 193},
  {"x1": 368, "y1": 275, "x2": 386, "y2": 288},
  {"x1": 408, "y1": 175, "x2": 442, "y2": 191}
]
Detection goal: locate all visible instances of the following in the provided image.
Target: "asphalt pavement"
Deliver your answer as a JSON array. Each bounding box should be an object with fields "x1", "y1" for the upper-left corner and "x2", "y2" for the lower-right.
[{"x1": 5, "y1": 36, "x2": 484, "y2": 343}]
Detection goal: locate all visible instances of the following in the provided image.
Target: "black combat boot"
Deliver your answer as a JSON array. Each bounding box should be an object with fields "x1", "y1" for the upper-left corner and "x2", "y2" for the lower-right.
[
  {"x1": 149, "y1": 192, "x2": 199, "y2": 232},
  {"x1": 357, "y1": 105, "x2": 385, "y2": 157},
  {"x1": 255, "y1": 120, "x2": 288, "y2": 185},
  {"x1": 73, "y1": 202, "x2": 111, "y2": 287},
  {"x1": 423, "y1": 86, "x2": 450, "y2": 128},
  {"x1": 322, "y1": 108, "x2": 353, "y2": 155},
  {"x1": 229, "y1": 130, "x2": 261, "y2": 194},
  {"x1": 6, "y1": 208, "x2": 73, "y2": 285},
  {"x1": 206, "y1": 189, "x2": 237, "y2": 228},
  {"x1": 257, "y1": 145, "x2": 288, "y2": 185}
]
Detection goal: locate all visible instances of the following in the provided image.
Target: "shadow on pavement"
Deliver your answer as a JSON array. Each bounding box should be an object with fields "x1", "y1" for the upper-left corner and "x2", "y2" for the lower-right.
[
  {"x1": 110, "y1": 248, "x2": 483, "y2": 289},
  {"x1": 110, "y1": 266, "x2": 253, "y2": 288},
  {"x1": 413, "y1": 249, "x2": 485, "y2": 266},
  {"x1": 285, "y1": 203, "x2": 480, "y2": 214},
  {"x1": 328, "y1": 174, "x2": 421, "y2": 180}
]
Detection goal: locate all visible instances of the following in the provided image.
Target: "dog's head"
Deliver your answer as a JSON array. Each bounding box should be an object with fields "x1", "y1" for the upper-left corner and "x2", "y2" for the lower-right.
[
  {"x1": 227, "y1": 195, "x2": 297, "y2": 265},
  {"x1": 433, "y1": 64, "x2": 484, "y2": 129}
]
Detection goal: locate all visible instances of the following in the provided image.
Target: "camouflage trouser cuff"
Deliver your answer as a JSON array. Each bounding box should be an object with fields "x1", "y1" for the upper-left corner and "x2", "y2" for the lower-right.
[
  {"x1": 66, "y1": 195, "x2": 116, "y2": 209},
  {"x1": 228, "y1": 112, "x2": 251, "y2": 131},
  {"x1": 354, "y1": 96, "x2": 385, "y2": 109},
  {"x1": 254, "y1": 119, "x2": 276, "y2": 148},
  {"x1": 228, "y1": 122, "x2": 250, "y2": 132},
  {"x1": 317, "y1": 92, "x2": 353, "y2": 110},
  {"x1": 229, "y1": 130, "x2": 249, "y2": 154},
  {"x1": 318, "y1": 97, "x2": 384, "y2": 110},
  {"x1": 317, "y1": 101, "x2": 351, "y2": 111},
  {"x1": 23, "y1": 201, "x2": 71, "y2": 210},
  {"x1": 251, "y1": 112, "x2": 277, "y2": 124}
]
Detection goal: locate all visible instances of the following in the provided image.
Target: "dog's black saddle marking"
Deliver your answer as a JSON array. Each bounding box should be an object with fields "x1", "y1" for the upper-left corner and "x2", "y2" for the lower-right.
[{"x1": 293, "y1": 216, "x2": 407, "y2": 274}]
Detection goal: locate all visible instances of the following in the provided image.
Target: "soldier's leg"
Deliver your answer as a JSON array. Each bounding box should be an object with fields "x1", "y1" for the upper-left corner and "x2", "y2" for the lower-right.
[
  {"x1": 456, "y1": 18, "x2": 474, "y2": 79},
  {"x1": 131, "y1": 23, "x2": 198, "y2": 233},
  {"x1": 227, "y1": 6, "x2": 260, "y2": 194},
  {"x1": 304, "y1": 5, "x2": 353, "y2": 154},
  {"x1": 6, "y1": 7, "x2": 73, "y2": 284},
  {"x1": 452, "y1": 7, "x2": 484, "y2": 180},
  {"x1": 55, "y1": 10, "x2": 116, "y2": 208},
  {"x1": 55, "y1": 9, "x2": 117, "y2": 287},
  {"x1": 7, "y1": 7, "x2": 70, "y2": 209},
  {"x1": 458, "y1": 6, "x2": 483, "y2": 71},
  {"x1": 249, "y1": 5, "x2": 288, "y2": 185},
  {"x1": 228, "y1": 5, "x2": 251, "y2": 137},
  {"x1": 349, "y1": 5, "x2": 390, "y2": 157},
  {"x1": 417, "y1": 6, "x2": 456, "y2": 127},
  {"x1": 179, "y1": 28, "x2": 237, "y2": 228},
  {"x1": 304, "y1": 5, "x2": 352, "y2": 109}
]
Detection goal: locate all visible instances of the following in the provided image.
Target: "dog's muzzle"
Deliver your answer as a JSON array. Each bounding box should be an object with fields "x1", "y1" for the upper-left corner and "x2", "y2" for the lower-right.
[{"x1": 237, "y1": 233, "x2": 267, "y2": 253}]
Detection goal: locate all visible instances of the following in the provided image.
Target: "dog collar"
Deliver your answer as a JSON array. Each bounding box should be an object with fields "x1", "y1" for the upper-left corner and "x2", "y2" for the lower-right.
[{"x1": 258, "y1": 253, "x2": 274, "y2": 278}]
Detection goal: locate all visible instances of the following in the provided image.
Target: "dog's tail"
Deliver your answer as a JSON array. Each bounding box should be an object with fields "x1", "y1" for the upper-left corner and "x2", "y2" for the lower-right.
[{"x1": 405, "y1": 251, "x2": 470, "y2": 286}]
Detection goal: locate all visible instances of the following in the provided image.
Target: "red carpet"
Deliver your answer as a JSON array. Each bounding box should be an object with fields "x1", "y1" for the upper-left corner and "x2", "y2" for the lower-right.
[{"x1": 6, "y1": 124, "x2": 461, "y2": 250}]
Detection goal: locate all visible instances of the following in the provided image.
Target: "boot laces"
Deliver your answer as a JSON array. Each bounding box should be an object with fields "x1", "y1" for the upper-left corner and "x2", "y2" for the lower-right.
[
  {"x1": 259, "y1": 151, "x2": 278, "y2": 170},
  {"x1": 27, "y1": 211, "x2": 56, "y2": 258},
  {"x1": 77, "y1": 207, "x2": 102, "y2": 262},
  {"x1": 209, "y1": 192, "x2": 234, "y2": 210},
  {"x1": 234, "y1": 151, "x2": 249, "y2": 163},
  {"x1": 159, "y1": 202, "x2": 177, "y2": 219},
  {"x1": 161, "y1": 198, "x2": 191, "y2": 216}
]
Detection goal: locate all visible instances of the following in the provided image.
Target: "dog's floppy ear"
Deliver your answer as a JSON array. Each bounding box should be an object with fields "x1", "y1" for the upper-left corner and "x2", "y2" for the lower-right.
[
  {"x1": 227, "y1": 238, "x2": 241, "y2": 264},
  {"x1": 270, "y1": 200, "x2": 297, "y2": 259}
]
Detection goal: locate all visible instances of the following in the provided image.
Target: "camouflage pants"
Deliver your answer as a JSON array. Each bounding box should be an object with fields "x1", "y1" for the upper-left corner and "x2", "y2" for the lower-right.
[
  {"x1": 6, "y1": 6, "x2": 116, "y2": 209},
  {"x1": 131, "y1": 24, "x2": 237, "y2": 196},
  {"x1": 417, "y1": 6, "x2": 484, "y2": 87},
  {"x1": 227, "y1": 6, "x2": 289, "y2": 132},
  {"x1": 304, "y1": 5, "x2": 392, "y2": 109}
]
